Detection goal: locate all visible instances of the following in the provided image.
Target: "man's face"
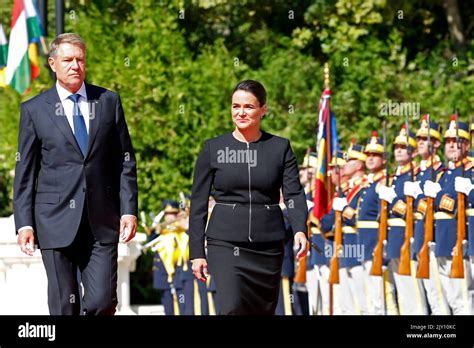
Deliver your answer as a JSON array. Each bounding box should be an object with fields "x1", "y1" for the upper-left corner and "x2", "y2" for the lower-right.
[
  {"x1": 48, "y1": 43, "x2": 86, "y2": 93},
  {"x1": 299, "y1": 167, "x2": 315, "y2": 185},
  {"x1": 445, "y1": 138, "x2": 468, "y2": 161},
  {"x1": 329, "y1": 167, "x2": 342, "y2": 185},
  {"x1": 299, "y1": 167, "x2": 309, "y2": 185},
  {"x1": 417, "y1": 136, "x2": 440, "y2": 159},
  {"x1": 365, "y1": 153, "x2": 384, "y2": 172},
  {"x1": 342, "y1": 159, "x2": 361, "y2": 178},
  {"x1": 394, "y1": 144, "x2": 410, "y2": 164},
  {"x1": 164, "y1": 212, "x2": 178, "y2": 223}
]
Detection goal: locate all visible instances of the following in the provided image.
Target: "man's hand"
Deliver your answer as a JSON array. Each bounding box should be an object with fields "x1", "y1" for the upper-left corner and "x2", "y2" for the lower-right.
[
  {"x1": 191, "y1": 258, "x2": 209, "y2": 282},
  {"x1": 120, "y1": 215, "x2": 138, "y2": 243},
  {"x1": 455, "y1": 177, "x2": 473, "y2": 196},
  {"x1": 17, "y1": 229, "x2": 36, "y2": 256},
  {"x1": 404, "y1": 181, "x2": 423, "y2": 199},
  {"x1": 378, "y1": 185, "x2": 397, "y2": 204},
  {"x1": 423, "y1": 180, "x2": 442, "y2": 198},
  {"x1": 294, "y1": 232, "x2": 309, "y2": 260},
  {"x1": 332, "y1": 197, "x2": 348, "y2": 212}
]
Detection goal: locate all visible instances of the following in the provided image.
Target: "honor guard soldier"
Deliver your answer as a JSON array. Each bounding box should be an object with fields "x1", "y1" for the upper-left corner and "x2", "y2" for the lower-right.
[
  {"x1": 457, "y1": 118, "x2": 474, "y2": 312},
  {"x1": 175, "y1": 198, "x2": 210, "y2": 316},
  {"x1": 307, "y1": 151, "x2": 345, "y2": 315},
  {"x1": 357, "y1": 131, "x2": 387, "y2": 314},
  {"x1": 378, "y1": 125, "x2": 428, "y2": 315},
  {"x1": 150, "y1": 200, "x2": 189, "y2": 315},
  {"x1": 411, "y1": 115, "x2": 449, "y2": 314},
  {"x1": 424, "y1": 115, "x2": 472, "y2": 314},
  {"x1": 300, "y1": 152, "x2": 330, "y2": 315},
  {"x1": 457, "y1": 146, "x2": 474, "y2": 313},
  {"x1": 321, "y1": 150, "x2": 348, "y2": 314},
  {"x1": 276, "y1": 191, "x2": 297, "y2": 315},
  {"x1": 330, "y1": 142, "x2": 368, "y2": 314}
]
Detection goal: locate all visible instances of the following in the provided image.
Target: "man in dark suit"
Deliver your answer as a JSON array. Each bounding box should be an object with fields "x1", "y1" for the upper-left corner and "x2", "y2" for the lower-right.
[{"x1": 13, "y1": 33, "x2": 138, "y2": 315}]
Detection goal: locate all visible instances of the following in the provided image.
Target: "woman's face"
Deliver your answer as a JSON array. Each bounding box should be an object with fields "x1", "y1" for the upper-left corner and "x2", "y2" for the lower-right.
[{"x1": 231, "y1": 90, "x2": 267, "y2": 131}]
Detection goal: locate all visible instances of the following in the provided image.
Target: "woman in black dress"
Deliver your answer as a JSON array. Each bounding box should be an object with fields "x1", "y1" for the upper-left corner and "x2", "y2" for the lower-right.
[{"x1": 189, "y1": 80, "x2": 309, "y2": 315}]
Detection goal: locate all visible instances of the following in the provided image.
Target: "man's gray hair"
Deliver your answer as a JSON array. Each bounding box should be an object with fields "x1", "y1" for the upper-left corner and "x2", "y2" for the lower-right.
[{"x1": 49, "y1": 33, "x2": 86, "y2": 57}]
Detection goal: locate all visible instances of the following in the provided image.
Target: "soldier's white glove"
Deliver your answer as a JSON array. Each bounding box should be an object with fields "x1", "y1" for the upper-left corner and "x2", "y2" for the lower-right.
[
  {"x1": 423, "y1": 180, "x2": 441, "y2": 198},
  {"x1": 404, "y1": 181, "x2": 423, "y2": 199},
  {"x1": 454, "y1": 177, "x2": 473, "y2": 196},
  {"x1": 451, "y1": 240, "x2": 468, "y2": 257},
  {"x1": 332, "y1": 197, "x2": 348, "y2": 212},
  {"x1": 378, "y1": 185, "x2": 397, "y2": 204}
]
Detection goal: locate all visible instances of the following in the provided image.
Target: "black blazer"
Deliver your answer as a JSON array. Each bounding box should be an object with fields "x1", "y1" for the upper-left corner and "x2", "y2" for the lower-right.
[
  {"x1": 13, "y1": 84, "x2": 138, "y2": 249},
  {"x1": 189, "y1": 131, "x2": 308, "y2": 259}
]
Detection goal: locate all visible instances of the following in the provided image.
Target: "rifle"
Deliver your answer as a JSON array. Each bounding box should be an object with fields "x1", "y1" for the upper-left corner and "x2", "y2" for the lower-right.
[
  {"x1": 371, "y1": 121, "x2": 389, "y2": 276},
  {"x1": 451, "y1": 111, "x2": 466, "y2": 278},
  {"x1": 417, "y1": 114, "x2": 435, "y2": 278},
  {"x1": 329, "y1": 149, "x2": 343, "y2": 285},
  {"x1": 399, "y1": 116, "x2": 415, "y2": 275},
  {"x1": 293, "y1": 219, "x2": 309, "y2": 284},
  {"x1": 294, "y1": 151, "x2": 313, "y2": 285}
]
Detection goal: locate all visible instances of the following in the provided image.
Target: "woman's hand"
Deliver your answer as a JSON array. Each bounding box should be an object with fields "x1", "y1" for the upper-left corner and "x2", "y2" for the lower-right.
[
  {"x1": 294, "y1": 232, "x2": 309, "y2": 260},
  {"x1": 191, "y1": 258, "x2": 209, "y2": 282}
]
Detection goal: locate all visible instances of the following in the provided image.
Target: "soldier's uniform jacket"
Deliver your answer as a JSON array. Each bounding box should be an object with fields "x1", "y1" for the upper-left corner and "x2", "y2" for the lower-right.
[
  {"x1": 386, "y1": 162, "x2": 419, "y2": 259},
  {"x1": 308, "y1": 206, "x2": 328, "y2": 268},
  {"x1": 340, "y1": 176, "x2": 366, "y2": 268},
  {"x1": 322, "y1": 177, "x2": 365, "y2": 268},
  {"x1": 357, "y1": 170, "x2": 386, "y2": 261},
  {"x1": 413, "y1": 157, "x2": 444, "y2": 257},
  {"x1": 320, "y1": 183, "x2": 349, "y2": 265},
  {"x1": 434, "y1": 159, "x2": 473, "y2": 257}
]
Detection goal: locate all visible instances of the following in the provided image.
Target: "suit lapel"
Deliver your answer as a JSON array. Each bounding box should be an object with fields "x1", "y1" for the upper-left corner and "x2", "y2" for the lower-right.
[
  {"x1": 84, "y1": 83, "x2": 102, "y2": 159},
  {"x1": 44, "y1": 86, "x2": 84, "y2": 157}
]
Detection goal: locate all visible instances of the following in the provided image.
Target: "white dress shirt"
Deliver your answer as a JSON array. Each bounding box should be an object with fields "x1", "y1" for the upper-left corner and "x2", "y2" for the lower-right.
[{"x1": 55, "y1": 81, "x2": 90, "y2": 134}]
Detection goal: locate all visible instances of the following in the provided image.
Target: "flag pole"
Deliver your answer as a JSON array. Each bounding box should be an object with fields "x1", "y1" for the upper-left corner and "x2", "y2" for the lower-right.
[
  {"x1": 324, "y1": 63, "x2": 333, "y2": 203},
  {"x1": 323, "y1": 63, "x2": 336, "y2": 315}
]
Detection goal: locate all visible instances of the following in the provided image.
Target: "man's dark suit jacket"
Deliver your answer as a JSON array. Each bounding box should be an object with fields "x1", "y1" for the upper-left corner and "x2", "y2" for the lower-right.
[{"x1": 13, "y1": 83, "x2": 138, "y2": 249}]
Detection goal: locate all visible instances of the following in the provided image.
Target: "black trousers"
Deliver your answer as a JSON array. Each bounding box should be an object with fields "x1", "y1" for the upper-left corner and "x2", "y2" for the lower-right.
[
  {"x1": 40, "y1": 205, "x2": 118, "y2": 315},
  {"x1": 207, "y1": 237, "x2": 284, "y2": 315}
]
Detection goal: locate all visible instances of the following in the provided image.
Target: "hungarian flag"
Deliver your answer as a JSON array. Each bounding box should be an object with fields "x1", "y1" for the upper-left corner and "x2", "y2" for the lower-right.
[
  {"x1": 5, "y1": 0, "x2": 44, "y2": 94},
  {"x1": 0, "y1": 24, "x2": 7, "y2": 87},
  {"x1": 312, "y1": 88, "x2": 339, "y2": 222}
]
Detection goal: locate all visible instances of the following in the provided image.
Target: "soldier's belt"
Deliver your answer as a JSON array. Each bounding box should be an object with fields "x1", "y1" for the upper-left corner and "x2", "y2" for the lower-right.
[
  {"x1": 356, "y1": 221, "x2": 379, "y2": 229},
  {"x1": 387, "y1": 218, "x2": 406, "y2": 227},
  {"x1": 342, "y1": 226, "x2": 357, "y2": 234},
  {"x1": 467, "y1": 208, "x2": 474, "y2": 217},
  {"x1": 414, "y1": 212, "x2": 423, "y2": 220},
  {"x1": 434, "y1": 212, "x2": 455, "y2": 220}
]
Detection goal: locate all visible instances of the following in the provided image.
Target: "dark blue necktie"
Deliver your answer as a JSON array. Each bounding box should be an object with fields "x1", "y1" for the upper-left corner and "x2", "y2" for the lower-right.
[{"x1": 68, "y1": 94, "x2": 88, "y2": 155}]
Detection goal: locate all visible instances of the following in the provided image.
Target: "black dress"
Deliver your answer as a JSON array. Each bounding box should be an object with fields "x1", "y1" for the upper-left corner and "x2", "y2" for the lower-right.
[{"x1": 189, "y1": 131, "x2": 308, "y2": 315}]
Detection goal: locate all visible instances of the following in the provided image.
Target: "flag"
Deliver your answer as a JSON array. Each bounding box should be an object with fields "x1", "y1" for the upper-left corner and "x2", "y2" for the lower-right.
[
  {"x1": 25, "y1": 0, "x2": 44, "y2": 81},
  {"x1": 0, "y1": 24, "x2": 8, "y2": 87},
  {"x1": 312, "y1": 88, "x2": 340, "y2": 222},
  {"x1": 5, "y1": 0, "x2": 44, "y2": 94}
]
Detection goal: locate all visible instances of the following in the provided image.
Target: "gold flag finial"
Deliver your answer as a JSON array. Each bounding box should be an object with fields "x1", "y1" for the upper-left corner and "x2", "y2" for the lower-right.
[{"x1": 324, "y1": 63, "x2": 330, "y2": 90}]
